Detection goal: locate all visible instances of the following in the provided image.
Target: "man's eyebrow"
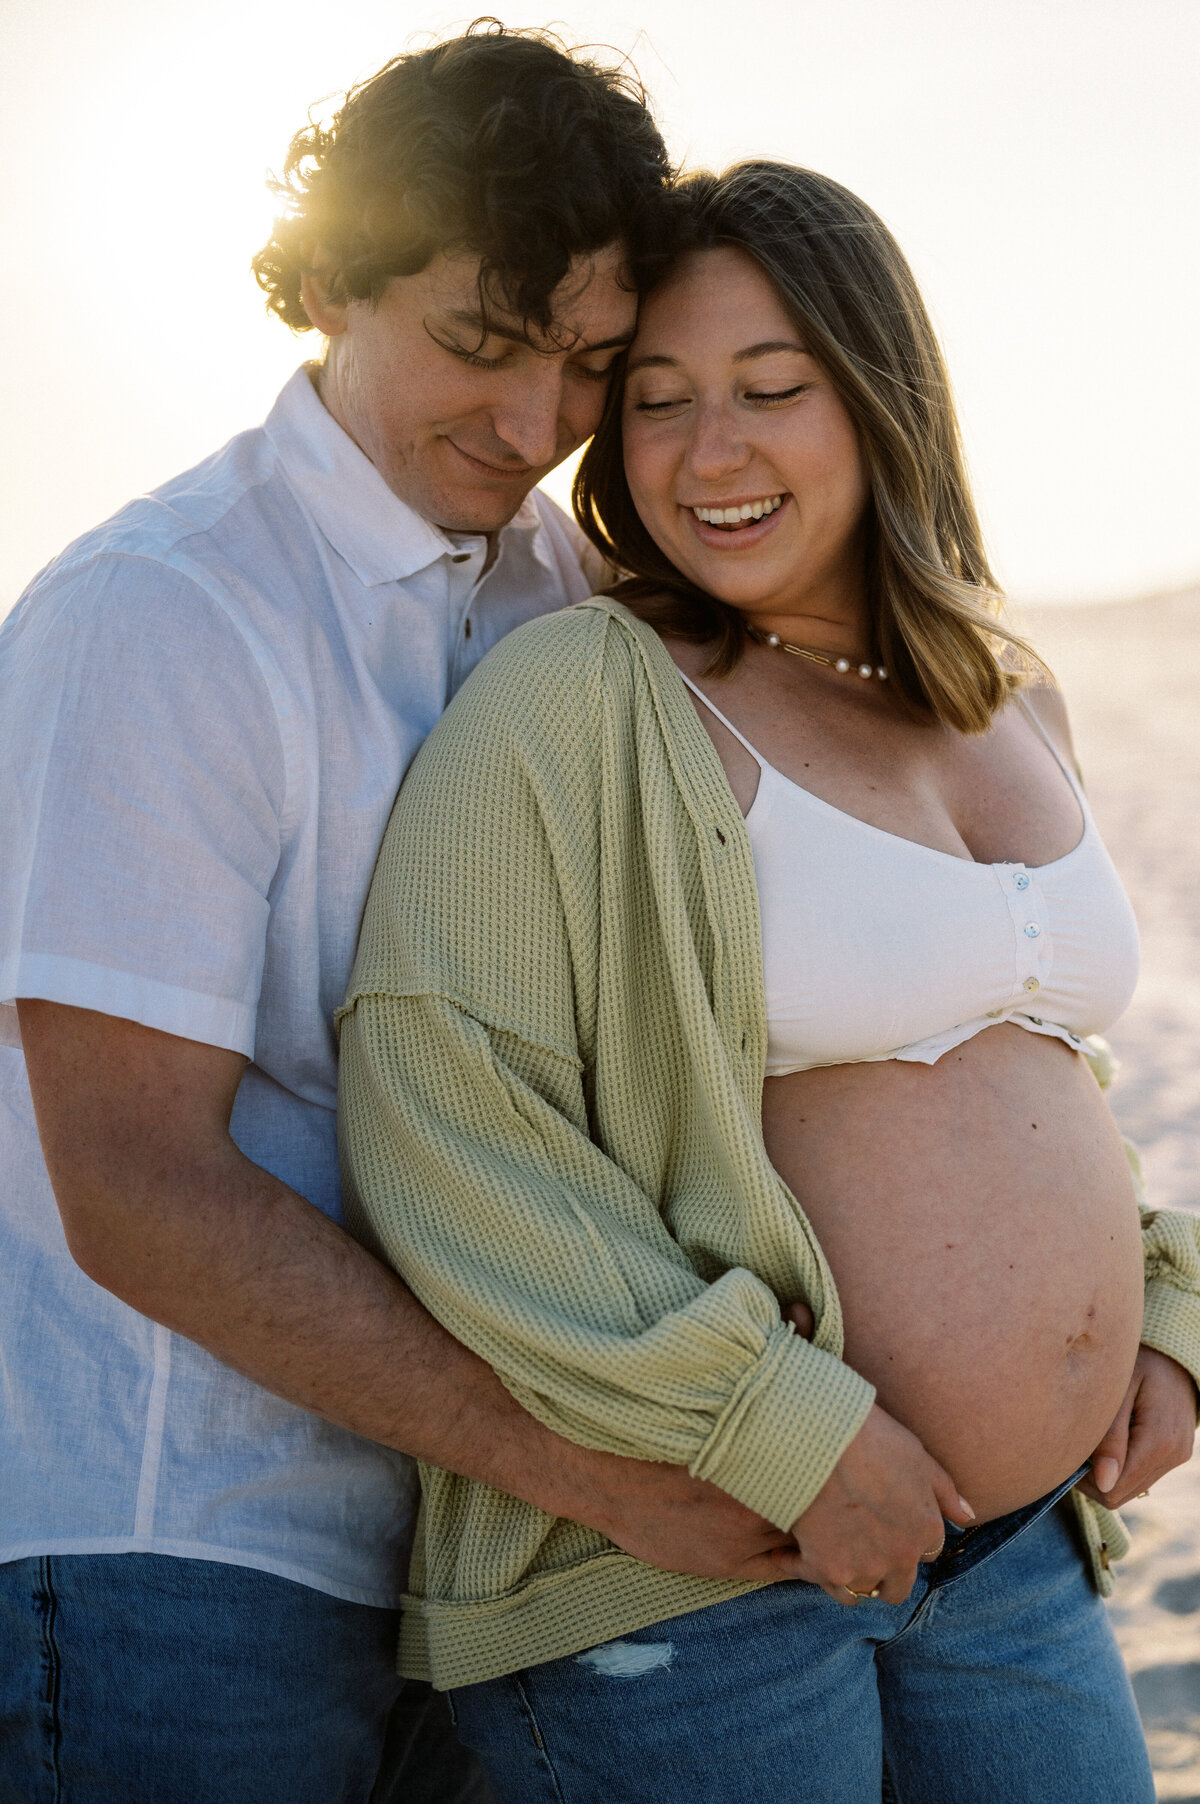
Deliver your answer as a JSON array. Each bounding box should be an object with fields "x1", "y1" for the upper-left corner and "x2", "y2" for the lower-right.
[
  {"x1": 444, "y1": 309, "x2": 634, "y2": 353},
  {"x1": 627, "y1": 340, "x2": 810, "y2": 374}
]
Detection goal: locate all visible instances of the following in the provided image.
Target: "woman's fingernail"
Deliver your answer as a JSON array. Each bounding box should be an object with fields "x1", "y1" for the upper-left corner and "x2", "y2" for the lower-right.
[
  {"x1": 958, "y1": 1496, "x2": 976, "y2": 1521},
  {"x1": 1094, "y1": 1457, "x2": 1119, "y2": 1493}
]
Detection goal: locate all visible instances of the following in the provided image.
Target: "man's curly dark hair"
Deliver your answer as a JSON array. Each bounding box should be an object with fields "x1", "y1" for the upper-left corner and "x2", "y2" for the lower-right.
[{"x1": 252, "y1": 20, "x2": 674, "y2": 338}]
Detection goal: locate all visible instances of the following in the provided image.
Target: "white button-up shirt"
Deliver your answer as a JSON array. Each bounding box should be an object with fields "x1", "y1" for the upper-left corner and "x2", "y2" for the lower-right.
[{"x1": 0, "y1": 367, "x2": 599, "y2": 1605}]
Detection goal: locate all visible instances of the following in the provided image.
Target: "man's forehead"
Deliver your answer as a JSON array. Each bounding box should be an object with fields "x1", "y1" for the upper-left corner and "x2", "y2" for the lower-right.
[{"x1": 421, "y1": 246, "x2": 635, "y2": 352}]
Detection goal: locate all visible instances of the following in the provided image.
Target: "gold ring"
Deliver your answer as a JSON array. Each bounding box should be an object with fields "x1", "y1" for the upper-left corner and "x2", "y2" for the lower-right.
[
  {"x1": 843, "y1": 1584, "x2": 881, "y2": 1600},
  {"x1": 920, "y1": 1546, "x2": 944, "y2": 1561}
]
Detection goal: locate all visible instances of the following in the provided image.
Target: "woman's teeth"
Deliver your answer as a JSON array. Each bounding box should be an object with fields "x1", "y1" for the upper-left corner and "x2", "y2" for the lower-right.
[{"x1": 691, "y1": 495, "x2": 783, "y2": 529}]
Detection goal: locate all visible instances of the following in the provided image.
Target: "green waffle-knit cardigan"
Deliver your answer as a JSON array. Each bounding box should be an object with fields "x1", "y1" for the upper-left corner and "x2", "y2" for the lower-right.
[{"x1": 338, "y1": 598, "x2": 1200, "y2": 1690}]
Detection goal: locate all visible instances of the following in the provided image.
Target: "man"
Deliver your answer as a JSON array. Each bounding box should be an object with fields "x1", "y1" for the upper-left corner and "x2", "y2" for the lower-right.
[{"x1": 0, "y1": 25, "x2": 804, "y2": 1803}]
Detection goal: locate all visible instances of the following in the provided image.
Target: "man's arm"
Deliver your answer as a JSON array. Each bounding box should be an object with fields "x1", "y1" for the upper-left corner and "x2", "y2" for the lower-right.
[{"x1": 18, "y1": 999, "x2": 803, "y2": 1583}]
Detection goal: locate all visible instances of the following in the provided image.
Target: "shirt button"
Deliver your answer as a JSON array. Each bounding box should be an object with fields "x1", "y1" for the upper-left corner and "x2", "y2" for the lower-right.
[
  {"x1": 1024, "y1": 923, "x2": 1041, "y2": 938},
  {"x1": 1014, "y1": 873, "x2": 1030, "y2": 890},
  {"x1": 986, "y1": 1009, "x2": 1004, "y2": 1019},
  {"x1": 1024, "y1": 977, "x2": 1040, "y2": 993}
]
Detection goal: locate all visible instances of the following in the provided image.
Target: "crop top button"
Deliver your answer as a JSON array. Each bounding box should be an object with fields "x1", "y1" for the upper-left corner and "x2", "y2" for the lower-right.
[
  {"x1": 1024, "y1": 922, "x2": 1041, "y2": 938},
  {"x1": 1014, "y1": 872, "x2": 1030, "y2": 890},
  {"x1": 1024, "y1": 977, "x2": 1040, "y2": 993}
]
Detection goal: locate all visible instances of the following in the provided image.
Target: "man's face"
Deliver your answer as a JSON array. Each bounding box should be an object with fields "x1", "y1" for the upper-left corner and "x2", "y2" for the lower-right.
[{"x1": 305, "y1": 244, "x2": 636, "y2": 533}]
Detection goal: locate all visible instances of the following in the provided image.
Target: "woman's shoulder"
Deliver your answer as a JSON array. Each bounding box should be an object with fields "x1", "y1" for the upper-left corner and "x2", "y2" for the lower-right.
[
  {"x1": 485, "y1": 594, "x2": 660, "y2": 664},
  {"x1": 1018, "y1": 677, "x2": 1080, "y2": 775},
  {"x1": 449, "y1": 597, "x2": 667, "y2": 731}
]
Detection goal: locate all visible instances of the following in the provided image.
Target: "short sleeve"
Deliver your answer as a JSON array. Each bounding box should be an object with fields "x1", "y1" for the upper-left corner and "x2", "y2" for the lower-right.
[{"x1": 0, "y1": 552, "x2": 287, "y2": 1055}]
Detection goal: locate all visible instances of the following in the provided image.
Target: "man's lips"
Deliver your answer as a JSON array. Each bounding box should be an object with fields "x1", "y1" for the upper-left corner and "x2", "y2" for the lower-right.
[
  {"x1": 683, "y1": 493, "x2": 792, "y2": 549},
  {"x1": 446, "y1": 440, "x2": 539, "y2": 482}
]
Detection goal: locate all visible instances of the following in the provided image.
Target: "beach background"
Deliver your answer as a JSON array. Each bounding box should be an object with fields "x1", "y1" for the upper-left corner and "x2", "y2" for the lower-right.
[{"x1": 1025, "y1": 589, "x2": 1200, "y2": 1800}]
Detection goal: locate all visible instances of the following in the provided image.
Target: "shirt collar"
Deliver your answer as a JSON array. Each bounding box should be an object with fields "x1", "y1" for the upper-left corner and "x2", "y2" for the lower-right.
[
  {"x1": 262, "y1": 365, "x2": 502, "y2": 588},
  {"x1": 491, "y1": 487, "x2": 558, "y2": 578}
]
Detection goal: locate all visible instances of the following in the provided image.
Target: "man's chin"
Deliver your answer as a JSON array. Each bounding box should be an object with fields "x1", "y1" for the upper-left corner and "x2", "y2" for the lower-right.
[{"x1": 429, "y1": 487, "x2": 538, "y2": 536}]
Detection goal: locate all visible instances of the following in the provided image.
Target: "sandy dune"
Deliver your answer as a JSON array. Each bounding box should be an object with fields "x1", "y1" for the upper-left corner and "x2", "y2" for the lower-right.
[{"x1": 1023, "y1": 590, "x2": 1200, "y2": 1800}]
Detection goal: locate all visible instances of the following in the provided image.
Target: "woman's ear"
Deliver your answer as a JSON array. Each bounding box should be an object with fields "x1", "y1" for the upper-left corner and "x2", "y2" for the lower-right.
[{"x1": 299, "y1": 249, "x2": 349, "y2": 337}]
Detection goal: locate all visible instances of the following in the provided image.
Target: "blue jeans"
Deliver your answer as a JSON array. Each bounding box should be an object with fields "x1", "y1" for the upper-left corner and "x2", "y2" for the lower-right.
[
  {"x1": 0, "y1": 1553, "x2": 490, "y2": 1804},
  {"x1": 450, "y1": 1474, "x2": 1154, "y2": 1804}
]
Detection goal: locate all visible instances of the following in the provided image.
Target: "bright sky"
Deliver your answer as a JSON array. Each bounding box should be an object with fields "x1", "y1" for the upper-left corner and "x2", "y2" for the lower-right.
[{"x1": 4, "y1": 0, "x2": 1198, "y2": 613}]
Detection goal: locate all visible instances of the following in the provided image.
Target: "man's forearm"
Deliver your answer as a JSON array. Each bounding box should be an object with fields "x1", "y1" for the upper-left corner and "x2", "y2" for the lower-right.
[
  {"x1": 69, "y1": 1136, "x2": 616, "y2": 1517},
  {"x1": 21, "y1": 1000, "x2": 802, "y2": 1586},
  {"x1": 68, "y1": 1152, "x2": 817, "y2": 1581}
]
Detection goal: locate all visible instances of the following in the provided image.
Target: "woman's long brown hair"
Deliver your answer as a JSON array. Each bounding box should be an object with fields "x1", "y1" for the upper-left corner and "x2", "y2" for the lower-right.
[{"x1": 574, "y1": 162, "x2": 1041, "y2": 733}]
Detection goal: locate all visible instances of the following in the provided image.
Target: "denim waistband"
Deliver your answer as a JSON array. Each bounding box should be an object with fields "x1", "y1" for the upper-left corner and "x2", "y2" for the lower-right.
[{"x1": 924, "y1": 1462, "x2": 1090, "y2": 1591}]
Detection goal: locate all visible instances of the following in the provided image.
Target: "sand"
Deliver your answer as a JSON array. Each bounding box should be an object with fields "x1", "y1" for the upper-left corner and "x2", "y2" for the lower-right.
[{"x1": 1021, "y1": 589, "x2": 1200, "y2": 1800}]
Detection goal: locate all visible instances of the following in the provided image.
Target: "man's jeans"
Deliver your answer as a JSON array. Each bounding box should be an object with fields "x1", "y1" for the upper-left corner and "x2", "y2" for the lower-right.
[
  {"x1": 0, "y1": 1553, "x2": 490, "y2": 1804},
  {"x1": 450, "y1": 1478, "x2": 1155, "y2": 1804}
]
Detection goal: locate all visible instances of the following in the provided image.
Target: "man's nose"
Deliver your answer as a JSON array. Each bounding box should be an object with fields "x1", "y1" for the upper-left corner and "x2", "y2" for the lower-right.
[
  {"x1": 490, "y1": 363, "x2": 565, "y2": 469},
  {"x1": 685, "y1": 403, "x2": 751, "y2": 484}
]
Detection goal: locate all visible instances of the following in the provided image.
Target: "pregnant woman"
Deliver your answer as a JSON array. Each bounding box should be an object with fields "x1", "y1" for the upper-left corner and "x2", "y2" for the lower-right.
[{"x1": 338, "y1": 162, "x2": 1200, "y2": 1802}]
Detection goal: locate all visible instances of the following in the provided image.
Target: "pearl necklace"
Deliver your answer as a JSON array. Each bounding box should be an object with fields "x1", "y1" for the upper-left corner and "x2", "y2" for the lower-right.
[{"x1": 746, "y1": 623, "x2": 888, "y2": 681}]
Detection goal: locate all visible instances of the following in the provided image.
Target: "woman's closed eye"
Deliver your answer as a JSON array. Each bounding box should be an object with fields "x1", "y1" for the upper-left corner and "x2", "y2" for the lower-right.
[
  {"x1": 745, "y1": 382, "x2": 810, "y2": 406},
  {"x1": 632, "y1": 393, "x2": 691, "y2": 415},
  {"x1": 631, "y1": 382, "x2": 811, "y2": 416}
]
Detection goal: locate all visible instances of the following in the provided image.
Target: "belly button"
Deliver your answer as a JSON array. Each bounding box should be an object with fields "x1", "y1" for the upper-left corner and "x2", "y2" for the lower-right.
[{"x1": 1066, "y1": 1306, "x2": 1099, "y2": 1354}]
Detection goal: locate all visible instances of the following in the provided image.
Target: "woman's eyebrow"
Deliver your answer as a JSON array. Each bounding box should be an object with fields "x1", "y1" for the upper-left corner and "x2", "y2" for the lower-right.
[
  {"x1": 625, "y1": 352, "x2": 678, "y2": 373},
  {"x1": 733, "y1": 339, "x2": 809, "y2": 362},
  {"x1": 626, "y1": 340, "x2": 809, "y2": 374}
]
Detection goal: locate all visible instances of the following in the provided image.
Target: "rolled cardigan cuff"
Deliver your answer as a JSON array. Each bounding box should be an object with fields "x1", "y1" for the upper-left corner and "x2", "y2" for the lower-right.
[
  {"x1": 1141, "y1": 1277, "x2": 1200, "y2": 1415},
  {"x1": 688, "y1": 1324, "x2": 875, "y2": 1531}
]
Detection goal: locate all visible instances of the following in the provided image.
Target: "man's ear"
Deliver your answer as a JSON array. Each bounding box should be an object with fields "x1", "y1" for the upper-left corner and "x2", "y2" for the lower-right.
[{"x1": 299, "y1": 249, "x2": 349, "y2": 337}]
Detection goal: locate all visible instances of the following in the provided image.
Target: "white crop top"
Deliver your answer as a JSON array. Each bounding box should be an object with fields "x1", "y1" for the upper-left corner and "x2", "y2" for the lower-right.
[{"x1": 677, "y1": 671, "x2": 1140, "y2": 1077}]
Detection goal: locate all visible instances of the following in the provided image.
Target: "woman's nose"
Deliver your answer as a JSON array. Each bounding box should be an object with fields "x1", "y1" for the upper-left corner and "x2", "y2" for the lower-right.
[{"x1": 684, "y1": 405, "x2": 751, "y2": 483}]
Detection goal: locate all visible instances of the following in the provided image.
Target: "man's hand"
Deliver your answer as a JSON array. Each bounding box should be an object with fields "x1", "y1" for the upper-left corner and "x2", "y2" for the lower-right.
[
  {"x1": 1077, "y1": 1345, "x2": 1198, "y2": 1510},
  {"x1": 567, "y1": 1453, "x2": 806, "y2": 1585}
]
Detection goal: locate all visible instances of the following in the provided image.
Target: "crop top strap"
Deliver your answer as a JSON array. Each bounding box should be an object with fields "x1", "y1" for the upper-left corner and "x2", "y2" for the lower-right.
[
  {"x1": 674, "y1": 668, "x2": 767, "y2": 769},
  {"x1": 1015, "y1": 690, "x2": 1086, "y2": 804}
]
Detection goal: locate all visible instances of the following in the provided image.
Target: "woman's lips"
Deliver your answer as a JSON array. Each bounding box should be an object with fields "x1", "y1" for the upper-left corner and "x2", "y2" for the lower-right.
[{"x1": 683, "y1": 493, "x2": 791, "y2": 549}]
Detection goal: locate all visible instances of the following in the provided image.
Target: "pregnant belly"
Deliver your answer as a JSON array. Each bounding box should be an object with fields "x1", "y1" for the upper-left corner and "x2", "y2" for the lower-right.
[{"x1": 763, "y1": 1025, "x2": 1145, "y2": 1522}]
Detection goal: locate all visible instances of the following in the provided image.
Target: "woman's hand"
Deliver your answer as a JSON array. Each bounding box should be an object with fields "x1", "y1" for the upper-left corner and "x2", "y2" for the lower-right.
[
  {"x1": 781, "y1": 1403, "x2": 975, "y2": 1606},
  {"x1": 779, "y1": 1300, "x2": 973, "y2": 1605},
  {"x1": 1076, "y1": 1345, "x2": 1198, "y2": 1510}
]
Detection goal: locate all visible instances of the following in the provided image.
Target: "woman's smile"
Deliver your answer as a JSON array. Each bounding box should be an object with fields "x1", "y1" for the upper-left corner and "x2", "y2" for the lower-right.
[{"x1": 684, "y1": 492, "x2": 791, "y2": 549}]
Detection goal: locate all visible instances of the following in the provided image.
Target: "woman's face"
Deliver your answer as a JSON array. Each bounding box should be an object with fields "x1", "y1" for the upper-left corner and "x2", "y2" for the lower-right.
[{"x1": 622, "y1": 246, "x2": 871, "y2": 633}]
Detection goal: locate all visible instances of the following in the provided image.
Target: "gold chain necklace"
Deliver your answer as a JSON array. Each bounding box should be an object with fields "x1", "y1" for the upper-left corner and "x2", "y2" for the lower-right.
[{"x1": 746, "y1": 623, "x2": 888, "y2": 682}]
